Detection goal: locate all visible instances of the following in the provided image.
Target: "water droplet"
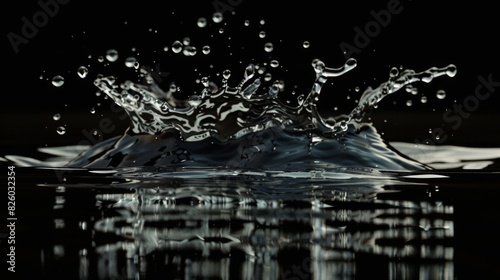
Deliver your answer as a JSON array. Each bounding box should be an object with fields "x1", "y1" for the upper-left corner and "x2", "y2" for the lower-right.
[
  {"x1": 125, "y1": 57, "x2": 137, "y2": 68},
  {"x1": 264, "y1": 73, "x2": 272, "y2": 81},
  {"x1": 51, "y1": 75, "x2": 64, "y2": 87},
  {"x1": 57, "y1": 126, "x2": 66, "y2": 135},
  {"x1": 172, "y1": 41, "x2": 183, "y2": 53},
  {"x1": 405, "y1": 85, "x2": 418, "y2": 95},
  {"x1": 97, "y1": 56, "x2": 104, "y2": 63},
  {"x1": 354, "y1": 86, "x2": 360, "y2": 92},
  {"x1": 446, "y1": 64, "x2": 457, "y2": 77},
  {"x1": 77, "y1": 66, "x2": 88, "y2": 78},
  {"x1": 243, "y1": 64, "x2": 255, "y2": 80},
  {"x1": 406, "y1": 100, "x2": 413, "y2": 107},
  {"x1": 390, "y1": 67, "x2": 399, "y2": 78},
  {"x1": 90, "y1": 107, "x2": 96, "y2": 114},
  {"x1": 259, "y1": 31, "x2": 266, "y2": 38},
  {"x1": 436, "y1": 90, "x2": 446, "y2": 100},
  {"x1": 105, "y1": 49, "x2": 118, "y2": 62},
  {"x1": 202, "y1": 45, "x2": 211, "y2": 55},
  {"x1": 244, "y1": 20, "x2": 250, "y2": 26},
  {"x1": 163, "y1": 46, "x2": 169, "y2": 52},
  {"x1": 223, "y1": 69, "x2": 231, "y2": 80},
  {"x1": 421, "y1": 96, "x2": 428, "y2": 103},
  {"x1": 53, "y1": 113, "x2": 61, "y2": 121},
  {"x1": 197, "y1": 17, "x2": 207, "y2": 28},
  {"x1": 182, "y1": 37, "x2": 191, "y2": 46},
  {"x1": 303, "y1": 41, "x2": 310, "y2": 48},
  {"x1": 270, "y1": 60, "x2": 279, "y2": 68},
  {"x1": 264, "y1": 42, "x2": 273, "y2": 52},
  {"x1": 219, "y1": 28, "x2": 224, "y2": 34},
  {"x1": 260, "y1": 19, "x2": 265, "y2": 25},
  {"x1": 183, "y1": 46, "x2": 197, "y2": 56},
  {"x1": 212, "y1": 12, "x2": 223, "y2": 23}
]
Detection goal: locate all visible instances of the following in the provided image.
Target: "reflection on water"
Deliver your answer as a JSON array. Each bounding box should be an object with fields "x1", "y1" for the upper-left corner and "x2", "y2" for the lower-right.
[{"x1": 16, "y1": 167, "x2": 459, "y2": 279}]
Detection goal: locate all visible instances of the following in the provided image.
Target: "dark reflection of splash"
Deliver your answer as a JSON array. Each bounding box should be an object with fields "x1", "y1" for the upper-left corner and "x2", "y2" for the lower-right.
[{"x1": 22, "y1": 168, "x2": 454, "y2": 279}]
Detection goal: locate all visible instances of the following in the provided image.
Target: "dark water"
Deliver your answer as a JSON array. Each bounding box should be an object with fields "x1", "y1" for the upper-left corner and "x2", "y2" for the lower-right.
[
  {"x1": 7, "y1": 164, "x2": 500, "y2": 279},
  {"x1": 3, "y1": 1, "x2": 500, "y2": 279}
]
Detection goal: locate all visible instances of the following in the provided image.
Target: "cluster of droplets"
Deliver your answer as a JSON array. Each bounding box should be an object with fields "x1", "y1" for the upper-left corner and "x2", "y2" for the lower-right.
[
  {"x1": 48, "y1": 48, "x2": 126, "y2": 135},
  {"x1": 47, "y1": 12, "x2": 457, "y2": 140},
  {"x1": 338, "y1": 64, "x2": 457, "y2": 130}
]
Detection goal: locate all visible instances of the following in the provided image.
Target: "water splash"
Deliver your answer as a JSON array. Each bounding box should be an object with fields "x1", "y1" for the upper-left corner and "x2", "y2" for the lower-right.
[
  {"x1": 93, "y1": 58, "x2": 456, "y2": 141},
  {"x1": 63, "y1": 57, "x2": 458, "y2": 170}
]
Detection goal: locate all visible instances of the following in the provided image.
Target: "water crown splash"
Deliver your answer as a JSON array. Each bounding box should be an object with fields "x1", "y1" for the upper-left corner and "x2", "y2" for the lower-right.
[
  {"x1": 93, "y1": 58, "x2": 456, "y2": 140},
  {"x1": 66, "y1": 56, "x2": 457, "y2": 171}
]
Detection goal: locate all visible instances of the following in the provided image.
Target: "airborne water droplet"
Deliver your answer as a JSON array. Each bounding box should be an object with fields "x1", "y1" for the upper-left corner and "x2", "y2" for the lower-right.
[
  {"x1": 421, "y1": 96, "x2": 428, "y2": 103},
  {"x1": 183, "y1": 46, "x2": 197, "y2": 56},
  {"x1": 201, "y1": 77, "x2": 209, "y2": 87},
  {"x1": 390, "y1": 67, "x2": 399, "y2": 78},
  {"x1": 303, "y1": 41, "x2": 310, "y2": 48},
  {"x1": 197, "y1": 17, "x2": 207, "y2": 28},
  {"x1": 436, "y1": 90, "x2": 446, "y2": 100},
  {"x1": 57, "y1": 126, "x2": 66, "y2": 135},
  {"x1": 259, "y1": 31, "x2": 266, "y2": 38},
  {"x1": 53, "y1": 113, "x2": 61, "y2": 121},
  {"x1": 223, "y1": 69, "x2": 231, "y2": 80},
  {"x1": 172, "y1": 41, "x2": 183, "y2": 53},
  {"x1": 52, "y1": 75, "x2": 64, "y2": 87},
  {"x1": 244, "y1": 20, "x2": 250, "y2": 26},
  {"x1": 125, "y1": 57, "x2": 137, "y2": 68},
  {"x1": 264, "y1": 73, "x2": 272, "y2": 81},
  {"x1": 270, "y1": 60, "x2": 279, "y2": 68},
  {"x1": 202, "y1": 45, "x2": 211, "y2": 55},
  {"x1": 90, "y1": 107, "x2": 96, "y2": 114},
  {"x1": 106, "y1": 49, "x2": 119, "y2": 62},
  {"x1": 406, "y1": 100, "x2": 413, "y2": 107},
  {"x1": 212, "y1": 12, "x2": 223, "y2": 23},
  {"x1": 264, "y1": 42, "x2": 273, "y2": 52},
  {"x1": 77, "y1": 66, "x2": 88, "y2": 78}
]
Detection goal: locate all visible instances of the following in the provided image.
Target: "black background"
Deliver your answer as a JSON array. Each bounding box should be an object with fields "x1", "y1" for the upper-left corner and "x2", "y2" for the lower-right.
[
  {"x1": 2, "y1": 0, "x2": 500, "y2": 154},
  {"x1": 2, "y1": 1, "x2": 500, "y2": 279}
]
